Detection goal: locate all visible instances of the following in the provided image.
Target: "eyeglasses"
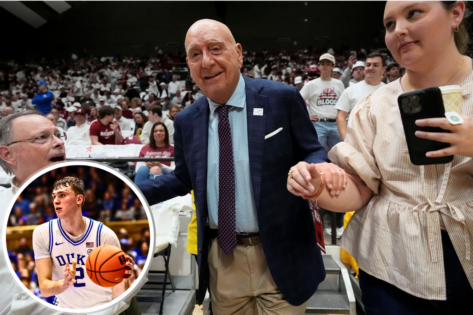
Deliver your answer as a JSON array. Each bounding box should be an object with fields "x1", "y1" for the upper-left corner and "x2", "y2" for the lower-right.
[{"x1": 6, "y1": 132, "x2": 67, "y2": 146}]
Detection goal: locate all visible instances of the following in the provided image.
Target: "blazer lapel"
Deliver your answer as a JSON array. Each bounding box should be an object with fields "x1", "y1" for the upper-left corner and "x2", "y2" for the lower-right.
[
  {"x1": 246, "y1": 82, "x2": 268, "y2": 210},
  {"x1": 193, "y1": 100, "x2": 210, "y2": 217}
]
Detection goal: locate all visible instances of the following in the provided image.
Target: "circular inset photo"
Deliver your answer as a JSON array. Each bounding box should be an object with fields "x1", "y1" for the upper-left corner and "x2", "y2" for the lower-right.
[{"x1": 4, "y1": 161, "x2": 154, "y2": 313}]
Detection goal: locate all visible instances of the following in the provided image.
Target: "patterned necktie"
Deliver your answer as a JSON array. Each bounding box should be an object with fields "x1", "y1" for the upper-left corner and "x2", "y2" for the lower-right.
[{"x1": 215, "y1": 104, "x2": 237, "y2": 255}]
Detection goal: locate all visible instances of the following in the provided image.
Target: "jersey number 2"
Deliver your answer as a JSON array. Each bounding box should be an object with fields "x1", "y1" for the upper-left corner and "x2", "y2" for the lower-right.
[{"x1": 74, "y1": 267, "x2": 85, "y2": 287}]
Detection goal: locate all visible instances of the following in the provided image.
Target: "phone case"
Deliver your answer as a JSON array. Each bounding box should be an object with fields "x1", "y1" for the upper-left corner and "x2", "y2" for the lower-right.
[{"x1": 398, "y1": 87, "x2": 454, "y2": 165}]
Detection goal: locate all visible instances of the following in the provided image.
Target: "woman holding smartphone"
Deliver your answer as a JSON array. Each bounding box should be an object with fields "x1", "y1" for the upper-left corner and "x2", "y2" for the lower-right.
[{"x1": 287, "y1": 1, "x2": 473, "y2": 314}]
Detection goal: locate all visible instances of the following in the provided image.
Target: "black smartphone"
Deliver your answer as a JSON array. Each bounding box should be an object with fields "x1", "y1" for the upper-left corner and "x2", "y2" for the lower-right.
[{"x1": 397, "y1": 87, "x2": 453, "y2": 165}]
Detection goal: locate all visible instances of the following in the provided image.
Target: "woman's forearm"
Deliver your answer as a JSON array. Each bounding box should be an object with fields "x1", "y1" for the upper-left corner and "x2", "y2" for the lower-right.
[{"x1": 309, "y1": 174, "x2": 373, "y2": 213}]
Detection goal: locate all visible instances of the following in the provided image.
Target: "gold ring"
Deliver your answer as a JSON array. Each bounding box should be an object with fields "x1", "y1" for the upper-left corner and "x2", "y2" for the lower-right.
[{"x1": 288, "y1": 168, "x2": 295, "y2": 178}]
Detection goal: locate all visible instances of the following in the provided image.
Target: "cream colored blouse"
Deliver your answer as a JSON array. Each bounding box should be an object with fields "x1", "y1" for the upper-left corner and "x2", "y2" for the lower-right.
[{"x1": 328, "y1": 73, "x2": 473, "y2": 300}]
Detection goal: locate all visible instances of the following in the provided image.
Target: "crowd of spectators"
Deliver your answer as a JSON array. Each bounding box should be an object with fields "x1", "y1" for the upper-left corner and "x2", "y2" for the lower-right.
[{"x1": 8, "y1": 166, "x2": 147, "y2": 227}]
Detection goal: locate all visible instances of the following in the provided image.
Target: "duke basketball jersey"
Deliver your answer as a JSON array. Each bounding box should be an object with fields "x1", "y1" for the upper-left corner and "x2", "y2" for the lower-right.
[{"x1": 33, "y1": 217, "x2": 121, "y2": 309}]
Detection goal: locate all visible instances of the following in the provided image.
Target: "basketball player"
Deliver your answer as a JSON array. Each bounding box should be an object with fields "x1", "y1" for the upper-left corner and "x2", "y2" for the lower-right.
[{"x1": 33, "y1": 177, "x2": 136, "y2": 309}]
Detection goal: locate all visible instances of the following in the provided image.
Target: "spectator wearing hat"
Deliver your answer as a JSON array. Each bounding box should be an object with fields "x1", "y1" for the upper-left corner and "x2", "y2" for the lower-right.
[
  {"x1": 90, "y1": 106, "x2": 124, "y2": 145},
  {"x1": 331, "y1": 68, "x2": 343, "y2": 80},
  {"x1": 65, "y1": 102, "x2": 81, "y2": 128},
  {"x1": 114, "y1": 105, "x2": 132, "y2": 132},
  {"x1": 349, "y1": 61, "x2": 365, "y2": 86},
  {"x1": 31, "y1": 81, "x2": 54, "y2": 115},
  {"x1": 341, "y1": 60, "x2": 365, "y2": 88},
  {"x1": 66, "y1": 108, "x2": 92, "y2": 145},
  {"x1": 339, "y1": 55, "x2": 358, "y2": 88},
  {"x1": 159, "y1": 82, "x2": 169, "y2": 100},
  {"x1": 168, "y1": 75, "x2": 182, "y2": 99},
  {"x1": 383, "y1": 62, "x2": 400, "y2": 84},
  {"x1": 98, "y1": 95, "x2": 107, "y2": 108},
  {"x1": 300, "y1": 53, "x2": 345, "y2": 151},
  {"x1": 294, "y1": 76, "x2": 304, "y2": 91}
]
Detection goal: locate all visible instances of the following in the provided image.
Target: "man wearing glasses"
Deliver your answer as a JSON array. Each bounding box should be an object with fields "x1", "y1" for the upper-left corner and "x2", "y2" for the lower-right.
[
  {"x1": 0, "y1": 111, "x2": 144, "y2": 314},
  {"x1": 0, "y1": 110, "x2": 65, "y2": 315}
]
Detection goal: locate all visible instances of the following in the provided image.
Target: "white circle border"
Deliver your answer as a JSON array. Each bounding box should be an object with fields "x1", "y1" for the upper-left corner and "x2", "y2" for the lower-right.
[{"x1": 2, "y1": 160, "x2": 156, "y2": 314}]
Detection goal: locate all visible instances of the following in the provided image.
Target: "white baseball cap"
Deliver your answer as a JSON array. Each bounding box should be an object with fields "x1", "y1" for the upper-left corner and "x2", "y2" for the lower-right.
[
  {"x1": 333, "y1": 68, "x2": 343, "y2": 75},
  {"x1": 319, "y1": 53, "x2": 335, "y2": 64},
  {"x1": 294, "y1": 76, "x2": 303, "y2": 84},
  {"x1": 352, "y1": 61, "x2": 365, "y2": 72}
]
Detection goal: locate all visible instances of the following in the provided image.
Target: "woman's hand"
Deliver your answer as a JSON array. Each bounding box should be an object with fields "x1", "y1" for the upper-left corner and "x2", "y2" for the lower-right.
[
  {"x1": 415, "y1": 115, "x2": 473, "y2": 158},
  {"x1": 287, "y1": 162, "x2": 347, "y2": 198}
]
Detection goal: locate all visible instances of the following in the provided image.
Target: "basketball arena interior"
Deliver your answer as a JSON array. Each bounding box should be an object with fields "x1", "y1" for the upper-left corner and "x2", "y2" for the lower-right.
[{"x1": 1, "y1": 1, "x2": 473, "y2": 315}]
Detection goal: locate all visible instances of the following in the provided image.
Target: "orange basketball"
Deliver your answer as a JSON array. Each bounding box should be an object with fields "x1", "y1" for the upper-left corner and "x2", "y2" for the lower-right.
[{"x1": 86, "y1": 245, "x2": 128, "y2": 287}]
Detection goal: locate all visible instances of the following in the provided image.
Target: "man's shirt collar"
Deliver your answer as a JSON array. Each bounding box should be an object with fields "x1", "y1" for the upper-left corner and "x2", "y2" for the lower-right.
[{"x1": 208, "y1": 74, "x2": 246, "y2": 115}]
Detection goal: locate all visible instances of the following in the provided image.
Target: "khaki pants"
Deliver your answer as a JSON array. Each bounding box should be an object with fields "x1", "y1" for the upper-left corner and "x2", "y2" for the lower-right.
[{"x1": 208, "y1": 238, "x2": 308, "y2": 315}]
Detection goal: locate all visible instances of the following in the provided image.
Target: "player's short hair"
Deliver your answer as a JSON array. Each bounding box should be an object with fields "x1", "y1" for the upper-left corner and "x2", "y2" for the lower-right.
[{"x1": 53, "y1": 177, "x2": 86, "y2": 204}]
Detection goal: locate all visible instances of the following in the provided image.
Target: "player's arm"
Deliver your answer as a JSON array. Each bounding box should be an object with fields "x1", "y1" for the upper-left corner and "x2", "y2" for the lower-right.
[
  {"x1": 336, "y1": 110, "x2": 349, "y2": 140},
  {"x1": 36, "y1": 258, "x2": 76, "y2": 297}
]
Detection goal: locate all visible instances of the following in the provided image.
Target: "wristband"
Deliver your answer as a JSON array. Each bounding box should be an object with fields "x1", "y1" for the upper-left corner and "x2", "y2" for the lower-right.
[{"x1": 307, "y1": 175, "x2": 325, "y2": 198}]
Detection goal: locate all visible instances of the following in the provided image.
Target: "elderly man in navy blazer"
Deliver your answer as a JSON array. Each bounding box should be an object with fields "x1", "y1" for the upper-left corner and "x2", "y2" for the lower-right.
[{"x1": 138, "y1": 19, "x2": 347, "y2": 314}]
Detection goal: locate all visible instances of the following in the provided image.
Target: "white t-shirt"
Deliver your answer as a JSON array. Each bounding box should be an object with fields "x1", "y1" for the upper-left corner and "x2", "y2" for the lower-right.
[
  {"x1": 300, "y1": 78, "x2": 345, "y2": 119},
  {"x1": 115, "y1": 116, "x2": 132, "y2": 133},
  {"x1": 335, "y1": 80, "x2": 385, "y2": 115},
  {"x1": 66, "y1": 123, "x2": 92, "y2": 145},
  {"x1": 33, "y1": 217, "x2": 119, "y2": 309},
  {"x1": 167, "y1": 81, "x2": 181, "y2": 94},
  {"x1": 74, "y1": 81, "x2": 83, "y2": 97}
]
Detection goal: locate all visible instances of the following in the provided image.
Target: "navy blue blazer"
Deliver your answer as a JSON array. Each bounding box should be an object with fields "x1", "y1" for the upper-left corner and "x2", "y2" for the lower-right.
[{"x1": 138, "y1": 76, "x2": 329, "y2": 306}]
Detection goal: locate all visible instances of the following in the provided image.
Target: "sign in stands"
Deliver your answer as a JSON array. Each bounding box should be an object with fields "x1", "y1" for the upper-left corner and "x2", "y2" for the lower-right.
[{"x1": 65, "y1": 144, "x2": 145, "y2": 158}]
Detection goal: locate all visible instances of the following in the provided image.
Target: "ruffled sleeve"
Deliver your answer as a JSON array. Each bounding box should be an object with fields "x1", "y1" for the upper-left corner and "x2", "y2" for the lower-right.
[{"x1": 328, "y1": 95, "x2": 381, "y2": 194}]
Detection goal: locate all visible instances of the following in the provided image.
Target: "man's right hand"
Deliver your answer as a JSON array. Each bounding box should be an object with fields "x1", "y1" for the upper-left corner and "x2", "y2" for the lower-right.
[
  {"x1": 347, "y1": 55, "x2": 357, "y2": 69},
  {"x1": 310, "y1": 115, "x2": 318, "y2": 122},
  {"x1": 62, "y1": 259, "x2": 77, "y2": 289}
]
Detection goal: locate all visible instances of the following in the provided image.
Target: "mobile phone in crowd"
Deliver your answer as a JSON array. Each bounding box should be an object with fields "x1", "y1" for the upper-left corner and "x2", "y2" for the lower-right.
[
  {"x1": 398, "y1": 87, "x2": 453, "y2": 165},
  {"x1": 350, "y1": 51, "x2": 357, "y2": 58}
]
